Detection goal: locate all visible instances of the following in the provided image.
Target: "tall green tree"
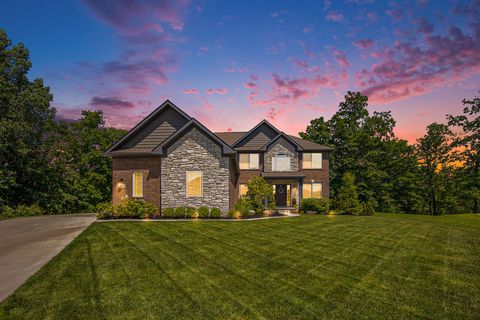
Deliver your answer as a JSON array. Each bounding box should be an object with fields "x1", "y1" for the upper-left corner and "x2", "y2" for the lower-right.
[
  {"x1": 0, "y1": 29, "x2": 55, "y2": 208},
  {"x1": 335, "y1": 172, "x2": 362, "y2": 215},
  {"x1": 300, "y1": 91, "x2": 420, "y2": 213},
  {"x1": 47, "y1": 111, "x2": 126, "y2": 212},
  {"x1": 415, "y1": 123, "x2": 454, "y2": 215},
  {"x1": 447, "y1": 93, "x2": 480, "y2": 213}
]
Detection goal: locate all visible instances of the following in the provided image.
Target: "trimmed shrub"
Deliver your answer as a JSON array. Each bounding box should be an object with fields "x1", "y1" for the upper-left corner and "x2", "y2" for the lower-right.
[
  {"x1": 198, "y1": 206, "x2": 209, "y2": 218},
  {"x1": 1, "y1": 205, "x2": 44, "y2": 219},
  {"x1": 96, "y1": 199, "x2": 156, "y2": 219},
  {"x1": 115, "y1": 199, "x2": 157, "y2": 219},
  {"x1": 360, "y1": 201, "x2": 375, "y2": 216},
  {"x1": 14, "y1": 204, "x2": 44, "y2": 217},
  {"x1": 234, "y1": 198, "x2": 253, "y2": 217},
  {"x1": 0, "y1": 206, "x2": 15, "y2": 218},
  {"x1": 162, "y1": 207, "x2": 175, "y2": 218},
  {"x1": 186, "y1": 206, "x2": 197, "y2": 218},
  {"x1": 174, "y1": 207, "x2": 186, "y2": 218},
  {"x1": 96, "y1": 202, "x2": 115, "y2": 219},
  {"x1": 301, "y1": 198, "x2": 329, "y2": 214},
  {"x1": 210, "y1": 207, "x2": 221, "y2": 218},
  {"x1": 228, "y1": 210, "x2": 241, "y2": 219}
]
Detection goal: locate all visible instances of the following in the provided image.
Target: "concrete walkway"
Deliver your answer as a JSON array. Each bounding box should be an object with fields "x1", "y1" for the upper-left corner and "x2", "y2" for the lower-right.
[{"x1": 0, "y1": 214, "x2": 96, "y2": 302}]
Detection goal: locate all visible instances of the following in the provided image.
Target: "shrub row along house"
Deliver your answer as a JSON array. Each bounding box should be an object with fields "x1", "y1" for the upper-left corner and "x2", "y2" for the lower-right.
[{"x1": 105, "y1": 101, "x2": 331, "y2": 214}]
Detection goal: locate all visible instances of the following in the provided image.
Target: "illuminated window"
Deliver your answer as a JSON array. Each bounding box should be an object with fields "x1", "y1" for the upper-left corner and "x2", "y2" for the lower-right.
[
  {"x1": 132, "y1": 171, "x2": 143, "y2": 198},
  {"x1": 303, "y1": 182, "x2": 322, "y2": 198},
  {"x1": 186, "y1": 171, "x2": 202, "y2": 197},
  {"x1": 239, "y1": 153, "x2": 259, "y2": 169},
  {"x1": 272, "y1": 153, "x2": 291, "y2": 171},
  {"x1": 303, "y1": 153, "x2": 322, "y2": 169},
  {"x1": 239, "y1": 184, "x2": 248, "y2": 198}
]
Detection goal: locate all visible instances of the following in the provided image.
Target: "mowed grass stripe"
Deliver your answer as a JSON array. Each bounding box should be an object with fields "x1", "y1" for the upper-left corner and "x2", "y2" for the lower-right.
[{"x1": 1, "y1": 214, "x2": 479, "y2": 319}]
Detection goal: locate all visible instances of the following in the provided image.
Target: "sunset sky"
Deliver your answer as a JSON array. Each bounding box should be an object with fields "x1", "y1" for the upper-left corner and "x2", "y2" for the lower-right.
[{"x1": 1, "y1": 0, "x2": 479, "y2": 142}]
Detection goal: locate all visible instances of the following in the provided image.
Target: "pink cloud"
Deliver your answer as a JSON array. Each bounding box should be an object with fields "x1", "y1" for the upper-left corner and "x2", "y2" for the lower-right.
[
  {"x1": 302, "y1": 27, "x2": 313, "y2": 33},
  {"x1": 243, "y1": 82, "x2": 257, "y2": 89},
  {"x1": 353, "y1": 39, "x2": 374, "y2": 49},
  {"x1": 325, "y1": 11, "x2": 344, "y2": 22},
  {"x1": 333, "y1": 49, "x2": 350, "y2": 68},
  {"x1": 90, "y1": 96, "x2": 135, "y2": 110},
  {"x1": 224, "y1": 67, "x2": 248, "y2": 73},
  {"x1": 183, "y1": 88, "x2": 199, "y2": 94},
  {"x1": 357, "y1": 24, "x2": 480, "y2": 103},
  {"x1": 385, "y1": 8, "x2": 404, "y2": 22},
  {"x1": 246, "y1": 72, "x2": 339, "y2": 107},
  {"x1": 266, "y1": 107, "x2": 286, "y2": 121},
  {"x1": 205, "y1": 88, "x2": 228, "y2": 95},
  {"x1": 416, "y1": 17, "x2": 434, "y2": 35},
  {"x1": 366, "y1": 12, "x2": 378, "y2": 22},
  {"x1": 55, "y1": 102, "x2": 147, "y2": 130},
  {"x1": 76, "y1": 0, "x2": 188, "y2": 96}
]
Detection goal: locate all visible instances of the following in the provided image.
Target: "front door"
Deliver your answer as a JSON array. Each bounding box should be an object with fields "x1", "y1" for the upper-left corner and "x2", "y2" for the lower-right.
[{"x1": 275, "y1": 184, "x2": 287, "y2": 207}]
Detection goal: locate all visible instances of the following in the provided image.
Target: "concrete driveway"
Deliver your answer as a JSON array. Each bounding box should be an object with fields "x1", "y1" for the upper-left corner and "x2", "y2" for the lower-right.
[{"x1": 0, "y1": 214, "x2": 97, "y2": 302}]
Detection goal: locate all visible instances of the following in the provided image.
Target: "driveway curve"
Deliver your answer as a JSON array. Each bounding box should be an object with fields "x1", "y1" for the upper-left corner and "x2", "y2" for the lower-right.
[{"x1": 0, "y1": 214, "x2": 96, "y2": 302}]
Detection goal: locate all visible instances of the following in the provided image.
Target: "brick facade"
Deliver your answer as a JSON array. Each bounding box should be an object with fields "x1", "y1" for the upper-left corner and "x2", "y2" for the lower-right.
[{"x1": 111, "y1": 157, "x2": 161, "y2": 211}]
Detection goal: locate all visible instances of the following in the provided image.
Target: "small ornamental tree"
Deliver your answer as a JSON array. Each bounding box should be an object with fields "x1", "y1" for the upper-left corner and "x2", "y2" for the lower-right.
[
  {"x1": 246, "y1": 176, "x2": 275, "y2": 213},
  {"x1": 336, "y1": 172, "x2": 362, "y2": 215}
]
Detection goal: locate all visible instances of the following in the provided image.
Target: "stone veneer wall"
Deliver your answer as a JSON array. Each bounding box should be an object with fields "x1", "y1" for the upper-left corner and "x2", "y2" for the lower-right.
[
  {"x1": 264, "y1": 137, "x2": 299, "y2": 172},
  {"x1": 161, "y1": 127, "x2": 230, "y2": 213}
]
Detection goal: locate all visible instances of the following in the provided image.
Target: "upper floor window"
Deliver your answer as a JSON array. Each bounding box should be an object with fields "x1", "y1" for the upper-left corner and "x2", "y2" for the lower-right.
[
  {"x1": 272, "y1": 152, "x2": 291, "y2": 171},
  {"x1": 303, "y1": 153, "x2": 322, "y2": 169},
  {"x1": 186, "y1": 171, "x2": 203, "y2": 197},
  {"x1": 239, "y1": 153, "x2": 259, "y2": 170},
  {"x1": 132, "y1": 171, "x2": 143, "y2": 198}
]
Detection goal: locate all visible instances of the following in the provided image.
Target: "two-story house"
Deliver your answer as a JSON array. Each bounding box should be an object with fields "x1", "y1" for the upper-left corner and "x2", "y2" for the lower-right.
[{"x1": 105, "y1": 100, "x2": 331, "y2": 214}]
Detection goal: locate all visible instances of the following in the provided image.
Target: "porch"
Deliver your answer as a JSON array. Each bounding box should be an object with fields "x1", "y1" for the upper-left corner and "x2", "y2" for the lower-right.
[{"x1": 261, "y1": 172, "x2": 306, "y2": 214}]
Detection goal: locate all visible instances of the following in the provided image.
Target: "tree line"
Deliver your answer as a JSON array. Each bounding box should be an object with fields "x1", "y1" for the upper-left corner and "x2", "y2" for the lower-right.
[
  {"x1": 0, "y1": 30, "x2": 125, "y2": 214},
  {"x1": 1, "y1": 29, "x2": 478, "y2": 215},
  {"x1": 300, "y1": 91, "x2": 479, "y2": 215}
]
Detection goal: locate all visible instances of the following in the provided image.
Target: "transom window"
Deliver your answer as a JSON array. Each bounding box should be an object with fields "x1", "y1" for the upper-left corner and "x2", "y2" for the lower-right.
[
  {"x1": 239, "y1": 184, "x2": 248, "y2": 198},
  {"x1": 186, "y1": 171, "x2": 203, "y2": 197},
  {"x1": 132, "y1": 171, "x2": 143, "y2": 198},
  {"x1": 239, "y1": 153, "x2": 259, "y2": 170},
  {"x1": 303, "y1": 182, "x2": 322, "y2": 198},
  {"x1": 272, "y1": 152, "x2": 291, "y2": 171},
  {"x1": 303, "y1": 153, "x2": 322, "y2": 169}
]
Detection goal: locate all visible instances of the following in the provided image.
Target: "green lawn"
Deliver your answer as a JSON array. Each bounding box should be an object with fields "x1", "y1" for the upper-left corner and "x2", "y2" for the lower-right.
[{"x1": 1, "y1": 214, "x2": 479, "y2": 319}]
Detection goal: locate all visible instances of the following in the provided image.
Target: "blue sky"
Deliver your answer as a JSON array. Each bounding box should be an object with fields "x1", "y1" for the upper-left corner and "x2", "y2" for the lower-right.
[{"x1": 1, "y1": 0, "x2": 479, "y2": 141}]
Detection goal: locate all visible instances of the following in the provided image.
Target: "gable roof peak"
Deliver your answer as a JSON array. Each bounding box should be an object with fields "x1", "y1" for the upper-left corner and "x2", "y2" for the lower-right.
[
  {"x1": 232, "y1": 118, "x2": 281, "y2": 147},
  {"x1": 105, "y1": 99, "x2": 190, "y2": 155}
]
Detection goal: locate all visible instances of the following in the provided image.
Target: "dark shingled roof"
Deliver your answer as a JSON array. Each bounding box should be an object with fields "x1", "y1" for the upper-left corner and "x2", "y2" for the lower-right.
[{"x1": 214, "y1": 132, "x2": 332, "y2": 151}]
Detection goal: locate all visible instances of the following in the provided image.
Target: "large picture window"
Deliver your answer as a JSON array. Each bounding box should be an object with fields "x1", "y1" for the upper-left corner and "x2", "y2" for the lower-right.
[
  {"x1": 303, "y1": 182, "x2": 322, "y2": 198},
  {"x1": 303, "y1": 153, "x2": 322, "y2": 169},
  {"x1": 272, "y1": 153, "x2": 291, "y2": 171},
  {"x1": 239, "y1": 153, "x2": 259, "y2": 170},
  {"x1": 132, "y1": 171, "x2": 143, "y2": 198},
  {"x1": 186, "y1": 171, "x2": 203, "y2": 197}
]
